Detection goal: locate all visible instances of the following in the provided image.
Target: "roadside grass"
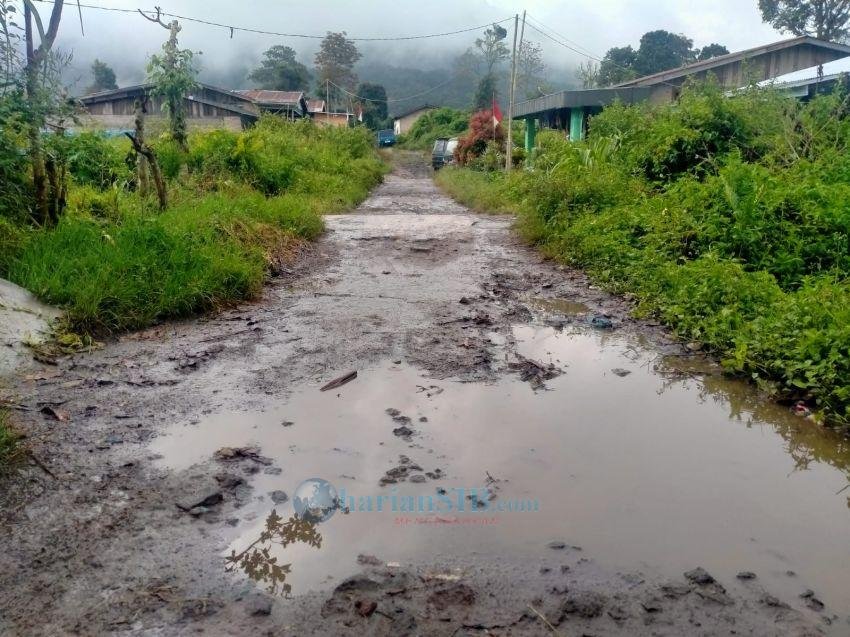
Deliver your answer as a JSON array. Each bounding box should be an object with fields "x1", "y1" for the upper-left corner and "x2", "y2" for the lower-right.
[
  {"x1": 436, "y1": 83, "x2": 850, "y2": 427},
  {"x1": 434, "y1": 168, "x2": 521, "y2": 215},
  {"x1": 396, "y1": 107, "x2": 468, "y2": 150},
  {"x1": 1, "y1": 117, "x2": 386, "y2": 334}
]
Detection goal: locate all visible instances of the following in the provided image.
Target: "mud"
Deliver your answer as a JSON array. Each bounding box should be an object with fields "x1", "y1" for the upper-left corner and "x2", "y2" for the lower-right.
[{"x1": 1, "y1": 151, "x2": 849, "y2": 635}]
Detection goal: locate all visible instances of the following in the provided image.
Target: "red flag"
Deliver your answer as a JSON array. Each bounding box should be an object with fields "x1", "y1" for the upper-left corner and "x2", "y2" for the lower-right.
[{"x1": 492, "y1": 97, "x2": 503, "y2": 127}]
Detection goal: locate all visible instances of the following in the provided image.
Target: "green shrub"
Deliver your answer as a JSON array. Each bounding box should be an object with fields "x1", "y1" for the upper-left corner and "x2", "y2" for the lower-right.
[
  {"x1": 152, "y1": 137, "x2": 187, "y2": 180},
  {"x1": 0, "y1": 93, "x2": 32, "y2": 222},
  {"x1": 59, "y1": 131, "x2": 131, "y2": 190},
  {"x1": 398, "y1": 107, "x2": 469, "y2": 150},
  {"x1": 439, "y1": 82, "x2": 850, "y2": 425},
  {"x1": 4, "y1": 115, "x2": 385, "y2": 334}
]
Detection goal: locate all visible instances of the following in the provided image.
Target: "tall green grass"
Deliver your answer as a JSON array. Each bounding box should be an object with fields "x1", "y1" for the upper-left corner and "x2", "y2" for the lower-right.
[
  {"x1": 438, "y1": 82, "x2": 850, "y2": 426},
  {"x1": 1, "y1": 117, "x2": 386, "y2": 333}
]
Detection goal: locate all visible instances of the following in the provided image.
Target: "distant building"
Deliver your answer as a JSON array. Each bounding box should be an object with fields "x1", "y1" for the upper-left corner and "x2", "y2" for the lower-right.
[
  {"x1": 76, "y1": 84, "x2": 352, "y2": 130},
  {"x1": 393, "y1": 105, "x2": 437, "y2": 136},
  {"x1": 513, "y1": 36, "x2": 850, "y2": 149},
  {"x1": 77, "y1": 83, "x2": 258, "y2": 131}
]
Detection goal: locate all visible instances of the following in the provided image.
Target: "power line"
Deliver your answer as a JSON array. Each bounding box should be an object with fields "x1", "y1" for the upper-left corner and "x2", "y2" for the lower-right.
[
  {"x1": 32, "y1": 0, "x2": 511, "y2": 42},
  {"x1": 524, "y1": 14, "x2": 680, "y2": 90},
  {"x1": 524, "y1": 14, "x2": 602, "y2": 62}
]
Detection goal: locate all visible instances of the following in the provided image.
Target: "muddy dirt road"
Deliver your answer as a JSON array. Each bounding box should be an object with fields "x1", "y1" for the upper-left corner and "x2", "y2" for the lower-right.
[{"x1": 2, "y1": 152, "x2": 849, "y2": 635}]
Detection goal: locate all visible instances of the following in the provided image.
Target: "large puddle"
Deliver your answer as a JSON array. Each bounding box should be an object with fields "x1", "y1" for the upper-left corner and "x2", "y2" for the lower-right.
[{"x1": 152, "y1": 324, "x2": 850, "y2": 614}]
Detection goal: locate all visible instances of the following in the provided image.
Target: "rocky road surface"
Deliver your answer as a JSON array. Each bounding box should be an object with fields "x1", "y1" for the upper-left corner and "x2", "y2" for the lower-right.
[{"x1": 0, "y1": 153, "x2": 837, "y2": 636}]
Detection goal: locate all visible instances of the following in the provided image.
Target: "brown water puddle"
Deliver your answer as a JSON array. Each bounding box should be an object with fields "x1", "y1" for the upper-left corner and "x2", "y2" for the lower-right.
[{"x1": 151, "y1": 325, "x2": 850, "y2": 614}]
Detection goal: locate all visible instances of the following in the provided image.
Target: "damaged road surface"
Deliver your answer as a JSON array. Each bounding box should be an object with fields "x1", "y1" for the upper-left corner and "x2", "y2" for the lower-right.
[{"x1": 2, "y1": 153, "x2": 850, "y2": 635}]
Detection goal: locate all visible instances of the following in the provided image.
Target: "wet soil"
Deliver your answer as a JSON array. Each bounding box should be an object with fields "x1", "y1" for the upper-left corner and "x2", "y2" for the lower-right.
[{"x1": 1, "y1": 152, "x2": 849, "y2": 636}]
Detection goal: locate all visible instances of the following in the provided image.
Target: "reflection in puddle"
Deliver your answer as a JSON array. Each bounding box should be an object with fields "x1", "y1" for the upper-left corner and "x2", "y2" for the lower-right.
[
  {"x1": 525, "y1": 297, "x2": 590, "y2": 316},
  {"x1": 225, "y1": 511, "x2": 322, "y2": 596},
  {"x1": 152, "y1": 325, "x2": 850, "y2": 611}
]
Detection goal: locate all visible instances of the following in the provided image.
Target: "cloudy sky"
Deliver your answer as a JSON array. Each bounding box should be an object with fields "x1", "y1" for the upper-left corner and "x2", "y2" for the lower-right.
[{"x1": 44, "y1": 0, "x2": 842, "y2": 89}]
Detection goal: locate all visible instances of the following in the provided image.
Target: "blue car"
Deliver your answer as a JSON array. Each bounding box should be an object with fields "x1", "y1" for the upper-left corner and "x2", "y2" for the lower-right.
[{"x1": 377, "y1": 129, "x2": 396, "y2": 147}]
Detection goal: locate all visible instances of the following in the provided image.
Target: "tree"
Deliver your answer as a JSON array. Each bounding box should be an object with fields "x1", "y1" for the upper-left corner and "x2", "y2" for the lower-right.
[
  {"x1": 23, "y1": 0, "x2": 64, "y2": 225},
  {"x1": 473, "y1": 74, "x2": 497, "y2": 110},
  {"x1": 759, "y1": 0, "x2": 850, "y2": 41},
  {"x1": 517, "y1": 40, "x2": 546, "y2": 98},
  {"x1": 634, "y1": 30, "x2": 696, "y2": 76},
  {"x1": 474, "y1": 24, "x2": 510, "y2": 75},
  {"x1": 355, "y1": 82, "x2": 387, "y2": 129},
  {"x1": 697, "y1": 43, "x2": 730, "y2": 60},
  {"x1": 456, "y1": 109, "x2": 504, "y2": 165},
  {"x1": 248, "y1": 45, "x2": 310, "y2": 91},
  {"x1": 598, "y1": 46, "x2": 638, "y2": 86},
  {"x1": 597, "y1": 32, "x2": 728, "y2": 86},
  {"x1": 314, "y1": 31, "x2": 361, "y2": 111},
  {"x1": 88, "y1": 59, "x2": 117, "y2": 93},
  {"x1": 576, "y1": 60, "x2": 600, "y2": 89},
  {"x1": 145, "y1": 14, "x2": 198, "y2": 153}
]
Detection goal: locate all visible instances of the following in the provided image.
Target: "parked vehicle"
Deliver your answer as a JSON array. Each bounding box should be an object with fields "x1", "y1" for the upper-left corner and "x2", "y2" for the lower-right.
[
  {"x1": 431, "y1": 137, "x2": 459, "y2": 170},
  {"x1": 377, "y1": 129, "x2": 396, "y2": 147}
]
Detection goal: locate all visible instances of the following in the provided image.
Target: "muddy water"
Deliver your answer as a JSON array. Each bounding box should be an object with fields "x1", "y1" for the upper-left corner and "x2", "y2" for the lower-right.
[{"x1": 153, "y1": 321, "x2": 850, "y2": 614}]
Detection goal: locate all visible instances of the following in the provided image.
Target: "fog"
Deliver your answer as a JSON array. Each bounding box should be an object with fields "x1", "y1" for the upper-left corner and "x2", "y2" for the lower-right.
[{"x1": 48, "y1": 0, "x2": 785, "y2": 97}]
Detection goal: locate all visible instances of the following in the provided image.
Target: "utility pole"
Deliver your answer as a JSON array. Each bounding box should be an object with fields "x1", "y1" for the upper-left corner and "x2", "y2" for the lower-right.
[
  {"x1": 326, "y1": 78, "x2": 331, "y2": 124},
  {"x1": 505, "y1": 13, "x2": 520, "y2": 171}
]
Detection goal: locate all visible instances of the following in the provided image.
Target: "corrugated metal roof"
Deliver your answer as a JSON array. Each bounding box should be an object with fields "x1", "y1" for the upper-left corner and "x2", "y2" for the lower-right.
[
  {"x1": 615, "y1": 36, "x2": 850, "y2": 88},
  {"x1": 307, "y1": 99, "x2": 325, "y2": 113},
  {"x1": 235, "y1": 89, "x2": 304, "y2": 105}
]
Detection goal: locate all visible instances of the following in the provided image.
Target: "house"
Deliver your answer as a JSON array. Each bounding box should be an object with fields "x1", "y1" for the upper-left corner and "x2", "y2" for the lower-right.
[
  {"x1": 235, "y1": 89, "x2": 307, "y2": 119},
  {"x1": 77, "y1": 84, "x2": 352, "y2": 130},
  {"x1": 77, "y1": 83, "x2": 260, "y2": 131},
  {"x1": 393, "y1": 105, "x2": 437, "y2": 135},
  {"x1": 513, "y1": 36, "x2": 850, "y2": 149}
]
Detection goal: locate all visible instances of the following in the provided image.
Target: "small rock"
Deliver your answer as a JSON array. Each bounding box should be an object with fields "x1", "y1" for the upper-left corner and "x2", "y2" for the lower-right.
[
  {"x1": 611, "y1": 368, "x2": 631, "y2": 377},
  {"x1": 281, "y1": 420, "x2": 294, "y2": 427},
  {"x1": 659, "y1": 582, "x2": 692, "y2": 599},
  {"x1": 608, "y1": 604, "x2": 630, "y2": 621},
  {"x1": 547, "y1": 541, "x2": 567, "y2": 550},
  {"x1": 247, "y1": 595, "x2": 273, "y2": 616},
  {"x1": 561, "y1": 590, "x2": 606, "y2": 618},
  {"x1": 761, "y1": 594, "x2": 790, "y2": 609},
  {"x1": 589, "y1": 316, "x2": 613, "y2": 329},
  {"x1": 354, "y1": 599, "x2": 377, "y2": 618},
  {"x1": 214, "y1": 473, "x2": 244, "y2": 489},
  {"x1": 409, "y1": 475, "x2": 426, "y2": 483},
  {"x1": 684, "y1": 567, "x2": 715, "y2": 585},
  {"x1": 177, "y1": 491, "x2": 223, "y2": 512},
  {"x1": 393, "y1": 425, "x2": 414, "y2": 438},
  {"x1": 268, "y1": 490, "x2": 289, "y2": 504},
  {"x1": 641, "y1": 597, "x2": 663, "y2": 613},
  {"x1": 459, "y1": 297, "x2": 472, "y2": 305},
  {"x1": 736, "y1": 571, "x2": 757, "y2": 580},
  {"x1": 356, "y1": 554, "x2": 382, "y2": 566}
]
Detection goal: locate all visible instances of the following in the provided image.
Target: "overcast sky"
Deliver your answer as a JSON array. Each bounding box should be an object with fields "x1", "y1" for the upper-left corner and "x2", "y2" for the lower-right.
[{"x1": 47, "y1": 0, "x2": 840, "y2": 90}]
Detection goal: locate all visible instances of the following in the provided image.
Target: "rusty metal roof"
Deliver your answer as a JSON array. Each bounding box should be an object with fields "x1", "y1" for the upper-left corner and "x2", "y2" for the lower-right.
[{"x1": 235, "y1": 89, "x2": 304, "y2": 105}]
